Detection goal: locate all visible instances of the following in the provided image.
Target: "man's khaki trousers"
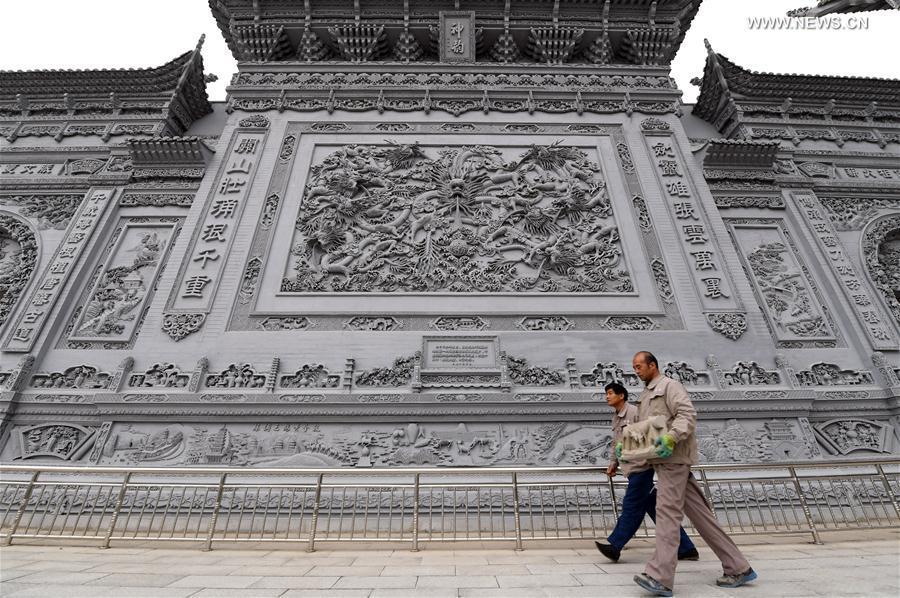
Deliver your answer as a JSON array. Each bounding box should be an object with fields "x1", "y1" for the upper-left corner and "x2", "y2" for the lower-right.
[{"x1": 646, "y1": 463, "x2": 751, "y2": 589}]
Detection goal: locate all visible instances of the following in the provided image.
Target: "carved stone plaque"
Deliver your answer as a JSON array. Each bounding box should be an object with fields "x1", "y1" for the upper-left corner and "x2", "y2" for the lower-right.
[
  {"x1": 423, "y1": 336, "x2": 499, "y2": 370},
  {"x1": 439, "y1": 11, "x2": 476, "y2": 63}
]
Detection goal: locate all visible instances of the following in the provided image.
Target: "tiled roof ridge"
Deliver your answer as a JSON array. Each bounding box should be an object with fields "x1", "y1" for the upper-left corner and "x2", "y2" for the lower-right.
[
  {"x1": 0, "y1": 51, "x2": 192, "y2": 77},
  {"x1": 715, "y1": 52, "x2": 900, "y2": 89}
]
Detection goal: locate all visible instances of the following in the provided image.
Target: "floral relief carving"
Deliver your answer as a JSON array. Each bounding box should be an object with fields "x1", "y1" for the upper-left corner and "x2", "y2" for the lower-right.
[
  {"x1": 343, "y1": 316, "x2": 402, "y2": 331},
  {"x1": 814, "y1": 419, "x2": 891, "y2": 455},
  {"x1": 516, "y1": 316, "x2": 573, "y2": 331},
  {"x1": 356, "y1": 355, "x2": 417, "y2": 387},
  {"x1": 820, "y1": 197, "x2": 900, "y2": 231},
  {"x1": 430, "y1": 316, "x2": 488, "y2": 331},
  {"x1": 17, "y1": 423, "x2": 96, "y2": 460},
  {"x1": 161, "y1": 313, "x2": 206, "y2": 341},
  {"x1": 0, "y1": 214, "x2": 38, "y2": 329},
  {"x1": 706, "y1": 313, "x2": 748, "y2": 340},
  {"x1": 507, "y1": 356, "x2": 565, "y2": 386},
  {"x1": 283, "y1": 142, "x2": 631, "y2": 294},
  {"x1": 3, "y1": 195, "x2": 82, "y2": 230}
]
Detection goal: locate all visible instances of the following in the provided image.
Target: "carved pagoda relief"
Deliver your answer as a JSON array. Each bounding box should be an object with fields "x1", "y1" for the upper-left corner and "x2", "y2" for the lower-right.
[
  {"x1": 0, "y1": 213, "x2": 38, "y2": 330},
  {"x1": 284, "y1": 142, "x2": 631, "y2": 295}
]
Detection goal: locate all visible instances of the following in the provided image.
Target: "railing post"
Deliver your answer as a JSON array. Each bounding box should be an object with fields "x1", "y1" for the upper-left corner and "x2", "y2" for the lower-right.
[
  {"x1": 102, "y1": 472, "x2": 132, "y2": 549},
  {"x1": 411, "y1": 473, "x2": 420, "y2": 552},
  {"x1": 4, "y1": 471, "x2": 39, "y2": 546},
  {"x1": 307, "y1": 473, "x2": 324, "y2": 553},
  {"x1": 698, "y1": 468, "x2": 716, "y2": 508},
  {"x1": 875, "y1": 464, "x2": 900, "y2": 521},
  {"x1": 204, "y1": 473, "x2": 227, "y2": 552},
  {"x1": 511, "y1": 472, "x2": 523, "y2": 551},
  {"x1": 607, "y1": 474, "x2": 619, "y2": 520},
  {"x1": 788, "y1": 466, "x2": 822, "y2": 545}
]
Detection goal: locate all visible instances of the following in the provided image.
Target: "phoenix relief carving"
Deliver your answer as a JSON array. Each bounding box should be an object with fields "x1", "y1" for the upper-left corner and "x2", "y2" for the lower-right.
[{"x1": 283, "y1": 142, "x2": 631, "y2": 293}]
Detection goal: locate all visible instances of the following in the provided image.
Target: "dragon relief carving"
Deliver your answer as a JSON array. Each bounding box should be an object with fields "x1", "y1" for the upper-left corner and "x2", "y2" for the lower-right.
[
  {"x1": 283, "y1": 142, "x2": 631, "y2": 294},
  {"x1": 747, "y1": 242, "x2": 828, "y2": 338},
  {"x1": 863, "y1": 218, "x2": 900, "y2": 328}
]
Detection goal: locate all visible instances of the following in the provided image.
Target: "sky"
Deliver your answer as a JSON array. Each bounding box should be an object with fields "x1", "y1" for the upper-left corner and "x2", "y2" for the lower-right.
[{"x1": 0, "y1": 0, "x2": 898, "y2": 104}]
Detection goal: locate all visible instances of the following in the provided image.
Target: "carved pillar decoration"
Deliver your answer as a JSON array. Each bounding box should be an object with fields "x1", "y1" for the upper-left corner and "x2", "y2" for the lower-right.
[
  {"x1": 188, "y1": 357, "x2": 209, "y2": 393},
  {"x1": 565, "y1": 357, "x2": 579, "y2": 390},
  {"x1": 342, "y1": 358, "x2": 355, "y2": 392},
  {"x1": 0, "y1": 213, "x2": 39, "y2": 331},
  {"x1": 265, "y1": 357, "x2": 280, "y2": 392},
  {"x1": 705, "y1": 354, "x2": 727, "y2": 388},
  {"x1": 161, "y1": 313, "x2": 206, "y2": 341},
  {"x1": 775, "y1": 353, "x2": 798, "y2": 389},
  {"x1": 872, "y1": 352, "x2": 900, "y2": 387},
  {"x1": 706, "y1": 313, "x2": 748, "y2": 340},
  {"x1": 110, "y1": 357, "x2": 135, "y2": 392},
  {"x1": 861, "y1": 215, "x2": 900, "y2": 337}
]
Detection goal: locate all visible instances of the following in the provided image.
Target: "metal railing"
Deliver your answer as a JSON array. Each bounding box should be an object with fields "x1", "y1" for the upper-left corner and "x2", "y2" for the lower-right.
[{"x1": 1, "y1": 459, "x2": 898, "y2": 550}]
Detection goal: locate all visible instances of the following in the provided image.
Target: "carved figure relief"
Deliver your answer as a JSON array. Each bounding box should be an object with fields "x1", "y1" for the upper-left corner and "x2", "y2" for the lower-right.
[
  {"x1": 100, "y1": 424, "x2": 186, "y2": 464},
  {"x1": 30, "y1": 365, "x2": 111, "y2": 389},
  {"x1": 580, "y1": 362, "x2": 639, "y2": 387},
  {"x1": 723, "y1": 361, "x2": 780, "y2": 386},
  {"x1": 796, "y1": 363, "x2": 874, "y2": 386},
  {"x1": 663, "y1": 361, "x2": 710, "y2": 385},
  {"x1": 205, "y1": 364, "x2": 266, "y2": 389},
  {"x1": 128, "y1": 363, "x2": 189, "y2": 388},
  {"x1": 0, "y1": 214, "x2": 38, "y2": 329},
  {"x1": 356, "y1": 355, "x2": 416, "y2": 387},
  {"x1": 747, "y1": 242, "x2": 828, "y2": 338},
  {"x1": 71, "y1": 225, "x2": 174, "y2": 341},
  {"x1": 506, "y1": 356, "x2": 565, "y2": 386},
  {"x1": 16, "y1": 423, "x2": 96, "y2": 460},
  {"x1": 284, "y1": 143, "x2": 631, "y2": 294},
  {"x1": 280, "y1": 364, "x2": 340, "y2": 388}
]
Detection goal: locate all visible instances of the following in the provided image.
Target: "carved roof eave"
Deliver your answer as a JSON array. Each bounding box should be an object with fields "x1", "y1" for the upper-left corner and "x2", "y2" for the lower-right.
[
  {"x1": 703, "y1": 139, "x2": 780, "y2": 168},
  {"x1": 788, "y1": 0, "x2": 899, "y2": 17},
  {"x1": 0, "y1": 38, "x2": 213, "y2": 136},
  {"x1": 692, "y1": 42, "x2": 900, "y2": 136},
  {"x1": 127, "y1": 136, "x2": 214, "y2": 167},
  {"x1": 209, "y1": 0, "x2": 703, "y2": 66}
]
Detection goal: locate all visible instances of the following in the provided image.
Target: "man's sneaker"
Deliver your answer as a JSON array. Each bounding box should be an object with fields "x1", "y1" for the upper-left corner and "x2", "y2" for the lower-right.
[
  {"x1": 716, "y1": 568, "x2": 758, "y2": 588},
  {"x1": 633, "y1": 573, "x2": 673, "y2": 597},
  {"x1": 594, "y1": 541, "x2": 621, "y2": 562},
  {"x1": 678, "y1": 547, "x2": 700, "y2": 561}
]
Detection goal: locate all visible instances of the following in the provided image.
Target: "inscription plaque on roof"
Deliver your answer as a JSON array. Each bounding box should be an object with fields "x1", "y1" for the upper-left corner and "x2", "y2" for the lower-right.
[{"x1": 439, "y1": 12, "x2": 476, "y2": 63}]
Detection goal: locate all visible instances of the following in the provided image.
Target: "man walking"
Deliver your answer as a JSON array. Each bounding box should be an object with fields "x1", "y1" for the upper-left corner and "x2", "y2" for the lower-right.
[
  {"x1": 595, "y1": 381, "x2": 699, "y2": 563},
  {"x1": 631, "y1": 351, "x2": 757, "y2": 597}
]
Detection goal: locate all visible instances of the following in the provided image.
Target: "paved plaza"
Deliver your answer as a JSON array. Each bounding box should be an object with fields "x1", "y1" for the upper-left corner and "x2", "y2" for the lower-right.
[{"x1": 0, "y1": 530, "x2": 897, "y2": 597}]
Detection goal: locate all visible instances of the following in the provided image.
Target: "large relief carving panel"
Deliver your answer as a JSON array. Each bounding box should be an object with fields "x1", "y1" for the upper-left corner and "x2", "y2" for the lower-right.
[
  {"x1": 284, "y1": 142, "x2": 632, "y2": 295},
  {"x1": 0, "y1": 213, "x2": 38, "y2": 332},
  {"x1": 64, "y1": 218, "x2": 179, "y2": 347},
  {"x1": 727, "y1": 219, "x2": 837, "y2": 346},
  {"x1": 242, "y1": 122, "x2": 673, "y2": 327}
]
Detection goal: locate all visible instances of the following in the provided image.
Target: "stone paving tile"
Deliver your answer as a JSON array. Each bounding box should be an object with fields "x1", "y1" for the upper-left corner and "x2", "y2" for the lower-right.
[
  {"x1": 495, "y1": 574, "x2": 580, "y2": 588},
  {"x1": 573, "y1": 572, "x2": 652, "y2": 585},
  {"x1": 0, "y1": 559, "x2": 34, "y2": 569},
  {"x1": 280, "y1": 591, "x2": 370, "y2": 598},
  {"x1": 332, "y1": 575, "x2": 417, "y2": 589},
  {"x1": 416, "y1": 574, "x2": 498, "y2": 588},
  {"x1": 9, "y1": 570, "x2": 111, "y2": 585},
  {"x1": 524, "y1": 563, "x2": 604, "y2": 574},
  {"x1": 455, "y1": 564, "x2": 531, "y2": 576},
  {"x1": 249, "y1": 575, "x2": 339, "y2": 589},
  {"x1": 459, "y1": 589, "x2": 546, "y2": 598},
  {"x1": 282, "y1": 557, "x2": 357, "y2": 567},
  {"x1": 379, "y1": 565, "x2": 455, "y2": 576},
  {"x1": 86, "y1": 573, "x2": 186, "y2": 587},
  {"x1": 0, "y1": 569, "x2": 32, "y2": 583},
  {"x1": 0, "y1": 583, "x2": 122, "y2": 597},
  {"x1": 228, "y1": 564, "x2": 314, "y2": 576},
  {"x1": 98, "y1": 586, "x2": 201, "y2": 598},
  {"x1": 83, "y1": 562, "x2": 240, "y2": 576},
  {"x1": 16, "y1": 559, "x2": 106, "y2": 572},
  {"x1": 168, "y1": 575, "x2": 264, "y2": 588},
  {"x1": 187, "y1": 589, "x2": 287, "y2": 597},
  {"x1": 308, "y1": 565, "x2": 385, "y2": 576},
  {"x1": 370, "y1": 589, "x2": 458, "y2": 598}
]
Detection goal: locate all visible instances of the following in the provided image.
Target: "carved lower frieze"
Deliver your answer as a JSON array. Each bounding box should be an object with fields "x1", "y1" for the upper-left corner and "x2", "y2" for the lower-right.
[{"x1": 3, "y1": 413, "x2": 890, "y2": 467}]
